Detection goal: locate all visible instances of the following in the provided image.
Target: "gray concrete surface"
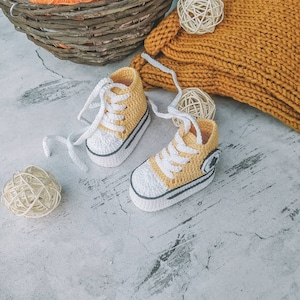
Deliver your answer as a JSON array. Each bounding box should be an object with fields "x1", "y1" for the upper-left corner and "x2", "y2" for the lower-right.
[{"x1": 0, "y1": 11, "x2": 300, "y2": 300}]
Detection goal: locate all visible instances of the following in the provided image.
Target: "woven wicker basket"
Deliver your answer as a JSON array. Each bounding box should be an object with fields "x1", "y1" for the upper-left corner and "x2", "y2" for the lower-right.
[{"x1": 0, "y1": 0, "x2": 173, "y2": 65}]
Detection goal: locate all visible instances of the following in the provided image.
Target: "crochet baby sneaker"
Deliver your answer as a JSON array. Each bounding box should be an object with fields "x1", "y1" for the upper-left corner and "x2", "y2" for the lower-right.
[
  {"x1": 129, "y1": 107, "x2": 220, "y2": 212},
  {"x1": 80, "y1": 67, "x2": 150, "y2": 168},
  {"x1": 43, "y1": 67, "x2": 150, "y2": 171}
]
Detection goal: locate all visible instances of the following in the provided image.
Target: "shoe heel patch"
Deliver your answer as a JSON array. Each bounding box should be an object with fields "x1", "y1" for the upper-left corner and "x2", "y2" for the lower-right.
[{"x1": 201, "y1": 149, "x2": 221, "y2": 174}]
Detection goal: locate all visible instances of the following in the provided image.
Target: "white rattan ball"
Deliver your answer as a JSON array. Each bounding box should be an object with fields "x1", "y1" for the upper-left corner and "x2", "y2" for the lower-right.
[
  {"x1": 1, "y1": 165, "x2": 61, "y2": 218},
  {"x1": 173, "y1": 87, "x2": 216, "y2": 127},
  {"x1": 177, "y1": 0, "x2": 224, "y2": 35}
]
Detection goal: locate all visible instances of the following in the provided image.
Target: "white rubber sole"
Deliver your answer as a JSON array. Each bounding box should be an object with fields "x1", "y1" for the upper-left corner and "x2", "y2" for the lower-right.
[
  {"x1": 129, "y1": 169, "x2": 215, "y2": 212},
  {"x1": 86, "y1": 109, "x2": 151, "y2": 167}
]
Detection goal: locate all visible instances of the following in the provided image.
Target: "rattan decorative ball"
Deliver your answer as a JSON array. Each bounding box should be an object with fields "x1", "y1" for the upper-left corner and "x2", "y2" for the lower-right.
[
  {"x1": 177, "y1": 0, "x2": 224, "y2": 34},
  {"x1": 173, "y1": 88, "x2": 216, "y2": 127},
  {"x1": 1, "y1": 165, "x2": 61, "y2": 218}
]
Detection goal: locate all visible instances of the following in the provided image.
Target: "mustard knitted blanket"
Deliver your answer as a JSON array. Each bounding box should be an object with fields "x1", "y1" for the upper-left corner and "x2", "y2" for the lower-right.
[{"x1": 131, "y1": 0, "x2": 300, "y2": 132}]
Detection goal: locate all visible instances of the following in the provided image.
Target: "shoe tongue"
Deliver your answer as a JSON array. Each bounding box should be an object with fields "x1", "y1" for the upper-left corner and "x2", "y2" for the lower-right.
[
  {"x1": 105, "y1": 86, "x2": 128, "y2": 104},
  {"x1": 179, "y1": 123, "x2": 198, "y2": 145},
  {"x1": 110, "y1": 86, "x2": 125, "y2": 94}
]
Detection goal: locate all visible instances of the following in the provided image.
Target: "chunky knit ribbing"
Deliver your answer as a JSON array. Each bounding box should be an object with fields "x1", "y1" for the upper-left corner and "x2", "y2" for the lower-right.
[{"x1": 131, "y1": 0, "x2": 300, "y2": 132}]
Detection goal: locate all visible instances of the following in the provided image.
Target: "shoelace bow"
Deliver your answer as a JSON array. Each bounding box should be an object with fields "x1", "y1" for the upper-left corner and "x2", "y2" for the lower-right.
[{"x1": 43, "y1": 78, "x2": 129, "y2": 172}]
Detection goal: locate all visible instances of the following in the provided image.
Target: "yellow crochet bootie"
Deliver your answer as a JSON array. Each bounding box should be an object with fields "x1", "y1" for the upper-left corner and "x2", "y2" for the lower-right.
[
  {"x1": 82, "y1": 67, "x2": 150, "y2": 167},
  {"x1": 43, "y1": 67, "x2": 150, "y2": 171},
  {"x1": 129, "y1": 107, "x2": 220, "y2": 212}
]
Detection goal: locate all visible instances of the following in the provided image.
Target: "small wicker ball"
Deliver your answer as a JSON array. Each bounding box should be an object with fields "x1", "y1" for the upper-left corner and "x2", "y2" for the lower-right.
[
  {"x1": 177, "y1": 0, "x2": 224, "y2": 35},
  {"x1": 173, "y1": 87, "x2": 216, "y2": 127},
  {"x1": 1, "y1": 165, "x2": 61, "y2": 218}
]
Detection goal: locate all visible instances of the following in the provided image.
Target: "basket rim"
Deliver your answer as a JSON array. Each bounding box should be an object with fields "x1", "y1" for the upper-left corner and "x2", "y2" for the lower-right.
[
  {"x1": 0, "y1": 0, "x2": 173, "y2": 65},
  {"x1": 2, "y1": 0, "x2": 161, "y2": 13}
]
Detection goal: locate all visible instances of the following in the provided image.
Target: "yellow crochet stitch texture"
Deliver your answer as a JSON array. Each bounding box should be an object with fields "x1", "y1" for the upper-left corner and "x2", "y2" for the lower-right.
[
  {"x1": 100, "y1": 67, "x2": 147, "y2": 140},
  {"x1": 149, "y1": 119, "x2": 218, "y2": 190},
  {"x1": 131, "y1": 0, "x2": 300, "y2": 132}
]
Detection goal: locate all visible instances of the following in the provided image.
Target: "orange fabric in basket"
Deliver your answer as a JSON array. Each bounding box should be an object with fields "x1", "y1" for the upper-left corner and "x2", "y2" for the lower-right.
[{"x1": 29, "y1": 0, "x2": 96, "y2": 5}]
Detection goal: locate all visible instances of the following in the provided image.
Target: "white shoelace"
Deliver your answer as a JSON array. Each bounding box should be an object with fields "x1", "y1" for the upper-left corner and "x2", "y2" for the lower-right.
[
  {"x1": 150, "y1": 102, "x2": 202, "y2": 179},
  {"x1": 142, "y1": 52, "x2": 204, "y2": 179},
  {"x1": 43, "y1": 78, "x2": 129, "y2": 172}
]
